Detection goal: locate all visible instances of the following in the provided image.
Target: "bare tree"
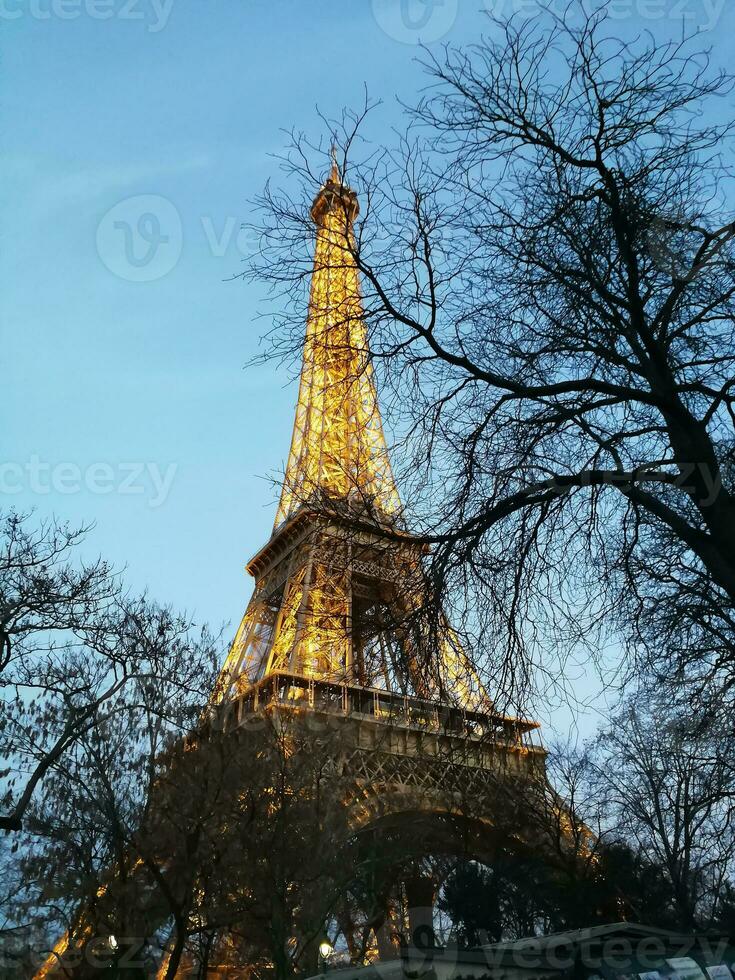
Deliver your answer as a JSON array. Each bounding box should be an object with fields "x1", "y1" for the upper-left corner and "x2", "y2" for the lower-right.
[
  {"x1": 0, "y1": 509, "x2": 218, "y2": 835},
  {"x1": 1, "y1": 511, "x2": 116, "y2": 830},
  {"x1": 248, "y1": 9, "x2": 735, "y2": 715},
  {"x1": 591, "y1": 693, "x2": 735, "y2": 930},
  {"x1": 2, "y1": 597, "x2": 219, "y2": 977},
  {"x1": 11, "y1": 703, "x2": 366, "y2": 980},
  {"x1": 187, "y1": 714, "x2": 357, "y2": 980}
]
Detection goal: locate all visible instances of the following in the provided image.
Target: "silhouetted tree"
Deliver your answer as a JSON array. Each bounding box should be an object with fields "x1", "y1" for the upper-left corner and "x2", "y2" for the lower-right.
[
  {"x1": 250, "y1": 8, "x2": 735, "y2": 718},
  {"x1": 591, "y1": 694, "x2": 735, "y2": 930},
  {"x1": 1, "y1": 510, "x2": 119, "y2": 831}
]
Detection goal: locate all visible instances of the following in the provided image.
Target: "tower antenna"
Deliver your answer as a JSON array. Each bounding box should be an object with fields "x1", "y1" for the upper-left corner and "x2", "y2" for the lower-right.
[{"x1": 329, "y1": 142, "x2": 341, "y2": 183}]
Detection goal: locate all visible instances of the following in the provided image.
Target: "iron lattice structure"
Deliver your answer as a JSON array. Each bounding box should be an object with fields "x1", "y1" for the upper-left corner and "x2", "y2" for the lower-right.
[
  {"x1": 217, "y1": 160, "x2": 490, "y2": 710},
  {"x1": 198, "y1": 164, "x2": 547, "y2": 975}
]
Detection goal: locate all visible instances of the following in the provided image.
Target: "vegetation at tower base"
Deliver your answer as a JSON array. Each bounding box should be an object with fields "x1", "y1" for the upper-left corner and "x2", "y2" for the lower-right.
[
  {"x1": 4, "y1": 581, "x2": 735, "y2": 977},
  {"x1": 10, "y1": 696, "x2": 735, "y2": 977},
  {"x1": 5, "y1": 707, "x2": 353, "y2": 979},
  {"x1": 1, "y1": 697, "x2": 557, "y2": 978},
  {"x1": 249, "y1": 7, "x2": 735, "y2": 729}
]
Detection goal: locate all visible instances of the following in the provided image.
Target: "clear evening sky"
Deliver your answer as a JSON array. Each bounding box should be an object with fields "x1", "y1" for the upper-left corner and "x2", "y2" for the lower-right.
[{"x1": 4, "y1": 0, "x2": 733, "y2": 737}]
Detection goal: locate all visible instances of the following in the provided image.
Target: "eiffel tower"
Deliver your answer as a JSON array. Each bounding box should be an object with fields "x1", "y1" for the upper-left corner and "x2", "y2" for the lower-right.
[
  {"x1": 197, "y1": 154, "x2": 549, "y2": 968},
  {"x1": 211, "y1": 153, "x2": 546, "y2": 856},
  {"x1": 214, "y1": 152, "x2": 536, "y2": 718}
]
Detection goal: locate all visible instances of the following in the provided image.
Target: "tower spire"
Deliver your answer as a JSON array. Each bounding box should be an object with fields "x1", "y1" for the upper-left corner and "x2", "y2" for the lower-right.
[
  {"x1": 329, "y1": 142, "x2": 340, "y2": 183},
  {"x1": 275, "y1": 156, "x2": 400, "y2": 529}
]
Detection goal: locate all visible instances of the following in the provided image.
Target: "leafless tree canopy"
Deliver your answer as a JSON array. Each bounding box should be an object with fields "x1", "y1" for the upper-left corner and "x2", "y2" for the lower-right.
[
  {"x1": 0, "y1": 510, "x2": 219, "y2": 833},
  {"x1": 248, "y1": 10, "x2": 735, "y2": 716},
  {"x1": 591, "y1": 692, "x2": 735, "y2": 930}
]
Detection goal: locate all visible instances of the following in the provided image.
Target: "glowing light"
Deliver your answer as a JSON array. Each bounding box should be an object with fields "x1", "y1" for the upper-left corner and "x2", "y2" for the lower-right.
[
  {"x1": 275, "y1": 195, "x2": 401, "y2": 528},
  {"x1": 214, "y1": 161, "x2": 484, "y2": 710},
  {"x1": 319, "y1": 941, "x2": 333, "y2": 960}
]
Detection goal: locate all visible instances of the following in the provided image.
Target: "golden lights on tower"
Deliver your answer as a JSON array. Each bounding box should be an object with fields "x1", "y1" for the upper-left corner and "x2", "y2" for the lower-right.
[
  {"x1": 215, "y1": 157, "x2": 484, "y2": 710},
  {"x1": 275, "y1": 158, "x2": 401, "y2": 528}
]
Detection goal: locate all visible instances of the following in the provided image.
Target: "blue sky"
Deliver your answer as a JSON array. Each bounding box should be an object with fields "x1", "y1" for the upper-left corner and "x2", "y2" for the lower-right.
[{"x1": 4, "y1": 0, "x2": 734, "y2": 739}]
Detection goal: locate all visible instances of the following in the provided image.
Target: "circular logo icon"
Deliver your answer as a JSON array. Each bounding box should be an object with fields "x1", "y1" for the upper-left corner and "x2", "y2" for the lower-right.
[
  {"x1": 371, "y1": 0, "x2": 459, "y2": 44},
  {"x1": 647, "y1": 211, "x2": 701, "y2": 283},
  {"x1": 96, "y1": 194, "x2": 183, "y2": 282}
]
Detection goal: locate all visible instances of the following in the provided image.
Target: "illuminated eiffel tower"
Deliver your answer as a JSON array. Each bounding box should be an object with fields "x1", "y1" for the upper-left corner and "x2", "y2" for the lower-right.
[
  {"x1": 217, "y1": 156, "x2": 491, "y2": 712},
  {"x1": 203, "y1": 155, "x2": 547, "y2": 965},
  {"x1": 213, "y1": 154, "x2": 544, "y2": 817}
]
